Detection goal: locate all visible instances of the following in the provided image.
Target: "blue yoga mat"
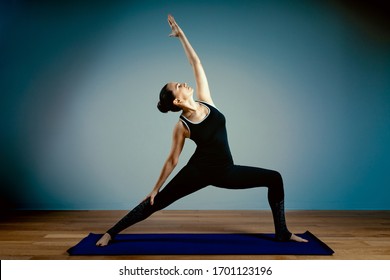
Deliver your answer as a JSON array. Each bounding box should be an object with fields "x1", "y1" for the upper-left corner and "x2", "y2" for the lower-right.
[{"x1": 67, "y1": 231, "x2": 334, "y2": 255}]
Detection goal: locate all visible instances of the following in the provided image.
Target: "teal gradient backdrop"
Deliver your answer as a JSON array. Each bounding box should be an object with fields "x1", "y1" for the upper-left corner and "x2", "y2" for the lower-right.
[{"x1": 2, "y1": 0, "x2": 389, "y2": 210}]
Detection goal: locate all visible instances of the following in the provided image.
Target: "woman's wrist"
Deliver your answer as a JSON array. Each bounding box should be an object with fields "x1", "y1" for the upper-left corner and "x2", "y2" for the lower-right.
[{"x1": 174, "y1": 29, "x2": 184, "y2": 38}]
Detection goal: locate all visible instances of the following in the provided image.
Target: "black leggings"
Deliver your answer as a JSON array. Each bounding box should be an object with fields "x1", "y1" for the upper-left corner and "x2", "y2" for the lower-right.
[{"x1": 106, "y1": 164, "x2": 292, "y2": 241}]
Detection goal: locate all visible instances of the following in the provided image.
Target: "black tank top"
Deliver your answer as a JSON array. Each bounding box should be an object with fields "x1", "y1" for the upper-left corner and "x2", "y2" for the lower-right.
[{"x1": 179, "y1": 101, "x2": 234, "y2": 168}]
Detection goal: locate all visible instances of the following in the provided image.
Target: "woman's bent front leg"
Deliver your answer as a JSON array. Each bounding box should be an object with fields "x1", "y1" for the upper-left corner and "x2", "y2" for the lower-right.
[{"x1": 213, "y1": 165, "x2": 294, "y2": 241}]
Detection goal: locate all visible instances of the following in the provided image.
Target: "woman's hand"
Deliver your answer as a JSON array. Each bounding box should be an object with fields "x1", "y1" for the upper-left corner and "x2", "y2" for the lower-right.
[
  {"x1": 168, "y1": 14, "x2": 183, "y2": 37},
  {"x1": 143, "y1": 189, "x2": 159, "y2": 205}
]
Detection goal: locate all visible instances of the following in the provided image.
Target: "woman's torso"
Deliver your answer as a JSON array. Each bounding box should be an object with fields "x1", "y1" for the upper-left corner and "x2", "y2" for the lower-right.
[{"x1": 179, "y1": 101, "x2": 233, "y2": 169}]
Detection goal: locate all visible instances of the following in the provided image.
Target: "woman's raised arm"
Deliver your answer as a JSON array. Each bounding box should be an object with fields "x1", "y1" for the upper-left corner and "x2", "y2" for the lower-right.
[{"x1": 168, "y1": 15, "x2": 214, "y2": 105}]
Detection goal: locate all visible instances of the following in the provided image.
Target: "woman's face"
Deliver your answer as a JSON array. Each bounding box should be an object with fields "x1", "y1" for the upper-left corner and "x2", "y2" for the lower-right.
[{"x1": 167, "y1": 82, "x2": 194, "y2": 101}]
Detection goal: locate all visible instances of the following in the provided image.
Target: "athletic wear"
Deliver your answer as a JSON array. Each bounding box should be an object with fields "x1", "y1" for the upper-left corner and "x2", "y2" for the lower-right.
[
  {"x1": 106, "y1": 102, "x2": 292, "y2": 241},
  {"x1": 179, "y1": 101, "x2": 233, "y2": 168}
]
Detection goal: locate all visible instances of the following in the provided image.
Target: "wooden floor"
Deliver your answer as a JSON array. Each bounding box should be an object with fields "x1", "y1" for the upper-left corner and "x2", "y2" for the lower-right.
[{"x1": 1, "y1": 210, "x2": 389, "y2": 260}]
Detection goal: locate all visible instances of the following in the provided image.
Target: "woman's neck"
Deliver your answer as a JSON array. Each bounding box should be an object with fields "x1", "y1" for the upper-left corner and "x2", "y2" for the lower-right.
[
  {"x1": 181, "y1": 100, "x2": 210, "y2": 123},
  {"x1": 182, "y1": 99, "x2": 199, "y2": 114}
]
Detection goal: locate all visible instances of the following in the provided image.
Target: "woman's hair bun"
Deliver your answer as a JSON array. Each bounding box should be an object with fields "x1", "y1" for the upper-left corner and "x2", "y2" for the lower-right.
[{"x1": 157, "y1": 101, "x2": 169, "y2": 113}]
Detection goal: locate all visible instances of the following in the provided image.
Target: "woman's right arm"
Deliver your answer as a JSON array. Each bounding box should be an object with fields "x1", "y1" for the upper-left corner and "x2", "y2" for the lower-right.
[
  {"x1": 168, "y1": 15, "x2": 213, "y2": 105},
  {"x1": 144, "y1": 121, "x2": 188, "y2": 205}
]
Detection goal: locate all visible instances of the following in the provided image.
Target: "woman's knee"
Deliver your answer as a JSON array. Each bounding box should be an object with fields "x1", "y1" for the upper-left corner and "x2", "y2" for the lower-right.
[
  {"x1": 269, "y1": 170, "x2": 283, "y2": 187},
  {"x1": 267, "y1": 170, "x2": 285, "y2": 201}
]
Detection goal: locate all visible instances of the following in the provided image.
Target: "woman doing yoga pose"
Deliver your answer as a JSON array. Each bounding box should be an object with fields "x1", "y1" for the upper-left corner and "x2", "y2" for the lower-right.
[{"x1": 96, "y1": 15, "x2": 307, "y2": 246}]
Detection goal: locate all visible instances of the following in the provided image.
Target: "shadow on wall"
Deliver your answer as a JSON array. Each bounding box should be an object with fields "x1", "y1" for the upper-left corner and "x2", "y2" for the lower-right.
[{"x1": 330, "y1": 0, "x2": 390, "y2": 43}]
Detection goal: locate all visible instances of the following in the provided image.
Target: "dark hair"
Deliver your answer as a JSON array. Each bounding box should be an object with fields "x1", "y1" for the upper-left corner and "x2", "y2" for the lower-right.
[{"x1": 157, "y1": 84, "x2": 181, "y2": 113}]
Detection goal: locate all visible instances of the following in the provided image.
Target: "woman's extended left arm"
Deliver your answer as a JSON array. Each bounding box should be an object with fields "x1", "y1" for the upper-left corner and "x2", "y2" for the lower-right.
[{"x1": 168, "y1": 15, "x2": 214, "y2": 106}]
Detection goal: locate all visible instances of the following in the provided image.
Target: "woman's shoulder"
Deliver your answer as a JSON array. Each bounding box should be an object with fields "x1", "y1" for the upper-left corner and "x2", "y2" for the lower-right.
[
  {"x1": 198, "y1": 100, "x2": 225, "y2": 115},
  {"x1": 198, "y1": 100, "x2": 217, "y2": 109}
]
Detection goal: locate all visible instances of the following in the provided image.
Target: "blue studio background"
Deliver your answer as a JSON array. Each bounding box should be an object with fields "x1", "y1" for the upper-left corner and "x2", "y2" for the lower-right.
[{"x1": 1, "y1": 0, "x2": 389, "y2": 210}]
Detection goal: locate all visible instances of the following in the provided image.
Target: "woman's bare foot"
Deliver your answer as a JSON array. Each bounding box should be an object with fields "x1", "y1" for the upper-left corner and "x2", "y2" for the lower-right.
[
  {"x1": 290, "y1": 233, "x2": 308, "y2": 242},
  {"x1": 96, "y1": 233, "x2": 112, "y2": 246}
]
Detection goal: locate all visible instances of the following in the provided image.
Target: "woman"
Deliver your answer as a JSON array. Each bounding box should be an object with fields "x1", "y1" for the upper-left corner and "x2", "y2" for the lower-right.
[{"x1": 96, "y1": 15, "x2": 307, "y2": 246}]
